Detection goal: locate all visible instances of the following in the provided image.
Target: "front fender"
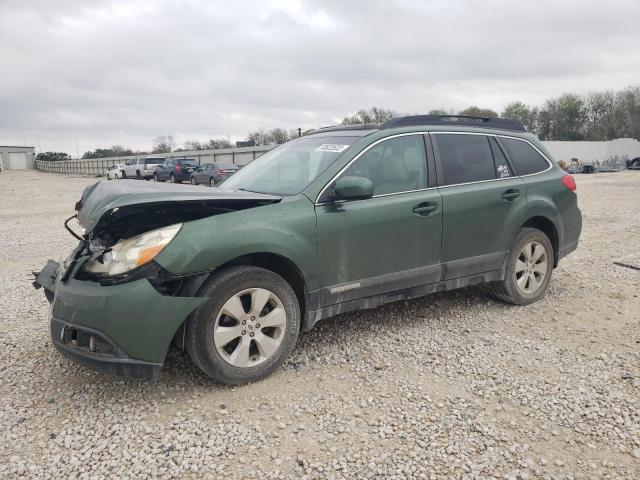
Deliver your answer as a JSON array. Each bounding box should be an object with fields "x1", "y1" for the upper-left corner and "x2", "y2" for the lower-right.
[{"x1": 155, "y1": 196, "x2": 318, "y2": 288}]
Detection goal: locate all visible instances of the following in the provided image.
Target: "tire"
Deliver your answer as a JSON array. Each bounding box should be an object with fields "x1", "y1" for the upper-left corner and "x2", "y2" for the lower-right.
[
  {"x1": 122, "y1": 171, "x2": 127, "y2": 179},
  {"x1": 186, "y1": 266, "x2": 300, "y2": 384},
  {"x1": 169, "y1": 173, "x2": 175, "y2": 183},
  {"x1": 153, "y1": 173, "x2": 158, "y2": 182},
  {"x1": 490, "y1": 227, "x2": 554, "y2": 305},
  {"x1": 209, "y1": 178, "x2": 215, "y2": 187},
  {"x1": 191, "y1": 177, "x2": 196, "y2": 185},
  {"x1": 136, "y1": 170, "x2": 141, "y2": 179}
]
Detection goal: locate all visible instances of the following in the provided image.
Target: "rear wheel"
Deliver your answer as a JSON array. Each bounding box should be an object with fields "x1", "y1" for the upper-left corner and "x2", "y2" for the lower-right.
[
  {"x1": 153, "y1": 173, "x2": 158, "y2": 182},
  {"x1": 169, "y1": 173, "x2": 175, "y2": 183},
  {"x1": 191, "y1": 177, "x2": 196, "y2": 185},
  {"x1": 209, "y1": 178, "x2": 215, "y2": 187},
  {"x1": 186, "y1": 266, "x2": 300, "y2": 384},
  {"x1": 491, "y1": 228, "x2": 553, "y2": 305}
]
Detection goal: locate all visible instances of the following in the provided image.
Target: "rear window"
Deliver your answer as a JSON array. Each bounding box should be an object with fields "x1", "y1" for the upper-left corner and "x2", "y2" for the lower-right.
[
  {"x1": 434, "y1": 134, "x2": 496, "y2": 185},
  {"x1": 216, "y1": 163, "x2": 238, "y2": 169},
  {"x1": 144, "y1": 158, "x2": 162, "y2": 165},
  {"x1": 500, "y1": 138, "x2": 549, "y2": 175},
  {"x1": 177, "y1": 159, "x2": 197, "y2": 166}
]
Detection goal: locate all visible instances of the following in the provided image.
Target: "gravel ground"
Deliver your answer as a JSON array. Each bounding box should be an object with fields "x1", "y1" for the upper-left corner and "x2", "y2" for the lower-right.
[{"x1": 0, "y1": 170, "x2": 639, "y2": 479}]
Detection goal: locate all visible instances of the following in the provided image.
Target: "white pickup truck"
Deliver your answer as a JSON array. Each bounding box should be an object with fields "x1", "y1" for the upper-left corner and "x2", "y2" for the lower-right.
[{"x1": 121, "y1": 156, "x2": 165, "y2": 179}]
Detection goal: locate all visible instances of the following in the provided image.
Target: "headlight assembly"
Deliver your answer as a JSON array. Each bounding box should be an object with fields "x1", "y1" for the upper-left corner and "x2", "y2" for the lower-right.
[{"x1": 84, "y1": 223, "x2": 182, "y2": 277}]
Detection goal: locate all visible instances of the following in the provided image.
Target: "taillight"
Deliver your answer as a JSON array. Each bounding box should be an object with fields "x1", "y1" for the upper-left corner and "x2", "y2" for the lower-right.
[
  {"x1": 175, "y1": 165, "x2": 182, "y2": 172},
  {"x1": 562, "y1": 174, "x2": 576, "y2": 192}
]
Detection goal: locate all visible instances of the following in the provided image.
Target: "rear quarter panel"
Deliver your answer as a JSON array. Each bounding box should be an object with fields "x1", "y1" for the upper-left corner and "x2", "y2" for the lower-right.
[{"x1": 525, "y1": 137, "x2": 582, "y2": 253}]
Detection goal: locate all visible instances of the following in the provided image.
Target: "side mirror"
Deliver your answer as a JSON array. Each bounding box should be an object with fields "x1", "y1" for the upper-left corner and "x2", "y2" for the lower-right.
[{"x1": 334, "y1": 176, "x2": 374, "y2": 200}]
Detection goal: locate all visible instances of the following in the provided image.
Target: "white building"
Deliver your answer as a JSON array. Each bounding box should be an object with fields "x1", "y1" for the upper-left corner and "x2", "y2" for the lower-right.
[{"x1": 0, "y1": 146, "x2": 36, "y2": 170}]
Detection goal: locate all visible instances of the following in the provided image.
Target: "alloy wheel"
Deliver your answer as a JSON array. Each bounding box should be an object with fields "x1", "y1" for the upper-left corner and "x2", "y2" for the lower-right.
[
  {"x1": 515, "y1": 241, "x2": 548, "y2": 294},
  {"x1": 213, "y1": 288, "x2": 287, "y2": 368}
]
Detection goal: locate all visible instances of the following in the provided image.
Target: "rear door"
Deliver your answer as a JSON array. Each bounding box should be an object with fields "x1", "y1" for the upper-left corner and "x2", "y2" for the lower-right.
[
  {"x1": 315, "y1": 133, "x2": 442, "y2": 306},
  {"x1": 432, "y1": 132, "x2": 527, "y2": 279}
]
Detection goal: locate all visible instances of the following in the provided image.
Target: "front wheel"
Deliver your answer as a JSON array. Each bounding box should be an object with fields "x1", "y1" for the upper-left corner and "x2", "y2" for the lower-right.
[
  {"x1": 209, "y1": 178, "x2": 215, "y2": 187},
  {"x1": 169, "y1": 173, "x2": 175, "y2": 183},
  {"x1": 153, "y1": 173, "x2": 158, "y2": 182},
  {"x1": 490, "y1": 228, "x2": 554, "y2": 305},
  {"x1": 191, "y1": 177, "x2": 196, "y2": 185},
  {"x1": 186, "y1": 266, "x2": 300, "y2": 384}
]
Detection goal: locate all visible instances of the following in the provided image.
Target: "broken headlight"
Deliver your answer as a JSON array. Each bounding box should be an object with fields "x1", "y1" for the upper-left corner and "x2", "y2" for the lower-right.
[{"x1": 84, "y1": 223, "x2": 182, "y2": 277}]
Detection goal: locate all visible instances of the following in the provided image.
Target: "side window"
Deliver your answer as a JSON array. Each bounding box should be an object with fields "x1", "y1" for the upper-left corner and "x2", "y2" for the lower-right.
[
  {"x1": 341, "y1": 135, "x2": 427, "y2": 196},
  {"x1": 489, "y1": 137, "x2": 512, "y2": 178},
  {"x1": 500, "y1": 137, "x2": 549, "y2": 175},
  {"x1": 434, "y1": 134, "x2": 496, "y2": 185}
]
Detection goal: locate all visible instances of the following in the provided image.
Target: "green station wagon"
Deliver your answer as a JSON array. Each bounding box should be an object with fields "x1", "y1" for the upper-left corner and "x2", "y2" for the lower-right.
[{"x1": 34, "y1": 115, "x2": 582, "y2": 384}]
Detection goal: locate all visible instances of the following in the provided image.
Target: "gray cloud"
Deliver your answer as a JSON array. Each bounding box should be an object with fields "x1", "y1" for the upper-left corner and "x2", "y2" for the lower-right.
[{"x1": 0, "y1": 0, "x2": 638, "y2": 154}]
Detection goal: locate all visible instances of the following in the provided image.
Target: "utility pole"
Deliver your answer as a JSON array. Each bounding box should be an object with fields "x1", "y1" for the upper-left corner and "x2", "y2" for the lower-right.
[
  {"x1": 298, "y1": 127, "x2": 302, "y2": 138},
  {"x1": 75, "y1": 137, "x2": 80, "y2": 159}
]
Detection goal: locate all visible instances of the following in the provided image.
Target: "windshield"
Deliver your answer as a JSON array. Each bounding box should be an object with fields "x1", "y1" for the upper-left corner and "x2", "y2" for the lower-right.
[{"x1": 221, "y1": 136, "x2": 357, "y2": 195}]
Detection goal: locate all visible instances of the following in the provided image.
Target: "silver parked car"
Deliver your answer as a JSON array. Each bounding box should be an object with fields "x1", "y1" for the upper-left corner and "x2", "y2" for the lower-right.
[{"x1": 122, "y1": 157, "x2": 164, "y2": 179}]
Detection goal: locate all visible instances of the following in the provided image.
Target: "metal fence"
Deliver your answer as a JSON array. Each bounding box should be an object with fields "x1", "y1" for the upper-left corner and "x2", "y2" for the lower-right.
[{"x1": 34, "y1": 145, "x2": 276, "y2": 176}]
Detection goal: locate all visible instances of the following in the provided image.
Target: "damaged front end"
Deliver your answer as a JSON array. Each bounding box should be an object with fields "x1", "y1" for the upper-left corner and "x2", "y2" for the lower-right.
[{"x1": 33, "y1": 180, "x2": 281, "y2": 379}]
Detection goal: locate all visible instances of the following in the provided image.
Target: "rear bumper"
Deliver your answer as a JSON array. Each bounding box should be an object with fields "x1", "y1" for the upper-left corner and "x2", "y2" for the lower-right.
[
  {"x1": 174, "y1": 173, "x2": 192, "y2": 182},
  {"x1": 558, "y1": 239, "x2": 579, "y2": 261},
  {"x1": 50, "y1": 317, "x2": 162, "y2": 380}
]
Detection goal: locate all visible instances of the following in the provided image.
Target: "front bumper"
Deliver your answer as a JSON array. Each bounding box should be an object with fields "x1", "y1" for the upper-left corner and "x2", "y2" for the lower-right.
[
  {"x1": 34, "y1": 255, "x2": 206, "y2": 378},
  {"x1": 50, "y1": 317, "x2": 163, "y2": 380}
]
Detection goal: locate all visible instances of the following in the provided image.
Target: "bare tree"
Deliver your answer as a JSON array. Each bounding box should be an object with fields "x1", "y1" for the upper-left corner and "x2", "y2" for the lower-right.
[
  {"x1": 269, "y1": 128, "x2": 289, "y2": 144},
  {"x1": 341, "y1": 106, "x2": 396, "y2": 125},
  {"x1": 246, "y1": 129, "x2": 271, "y2": 146},
  {"x1": 458, "y1": 106, "x2": 498, "y2": 118},
  {"x1": 207, "y1": 138, "x2": 233, "y2": 149},
  {"x1": 182, "y1": 140, "x2": 203, "y2": 151},
  {"x1": 152, "y1": 135, "x2": 176, "y2": 154}
]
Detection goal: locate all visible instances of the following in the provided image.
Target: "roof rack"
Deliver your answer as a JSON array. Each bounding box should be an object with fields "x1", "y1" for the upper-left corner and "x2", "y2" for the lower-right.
[
  {"x1": 306, "y1": 124, "x2": 380, "y2": 135},
  {"x1": 380, "y1": 115, "x2": 526, "y2": 132}
]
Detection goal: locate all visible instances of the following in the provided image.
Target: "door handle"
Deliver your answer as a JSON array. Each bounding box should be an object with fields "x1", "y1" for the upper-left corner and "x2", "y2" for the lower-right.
[
  {"x1": 413, "y1": 202, "x2": 439, "y2": 216},
  {"x1": 501, "y1": 189, "x2": 521, "y2": 201}
]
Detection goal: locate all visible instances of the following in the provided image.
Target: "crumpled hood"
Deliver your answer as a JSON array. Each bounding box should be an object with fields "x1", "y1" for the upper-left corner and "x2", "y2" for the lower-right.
[{"x1": 76, "y1": 180, "x2": 282, "y2": 233}]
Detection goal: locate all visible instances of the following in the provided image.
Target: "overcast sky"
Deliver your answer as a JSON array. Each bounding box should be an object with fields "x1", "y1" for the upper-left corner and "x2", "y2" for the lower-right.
[{"x1": 1, "y1": 0, "x2": 639, "y2": 155}]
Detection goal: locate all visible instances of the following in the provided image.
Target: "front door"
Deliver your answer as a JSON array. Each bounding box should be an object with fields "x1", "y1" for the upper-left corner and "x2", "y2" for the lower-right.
[
  {"x1": 315, "y1": 133, "x2": 443, "y2": 307},
  {"x1": 431, "y1": 133, "x2": 527, "y2": 278}
]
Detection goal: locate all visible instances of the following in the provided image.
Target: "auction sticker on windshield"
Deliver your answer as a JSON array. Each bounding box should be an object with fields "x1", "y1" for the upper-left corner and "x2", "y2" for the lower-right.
[{"x1": 315, "y1": 144, "x2": 350, "y2": 153}]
